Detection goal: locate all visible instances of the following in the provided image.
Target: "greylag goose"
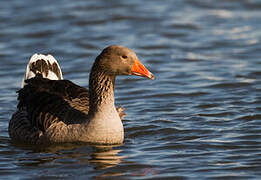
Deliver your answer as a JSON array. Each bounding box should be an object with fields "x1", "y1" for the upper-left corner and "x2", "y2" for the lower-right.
[{"x1": 9, "y1": 45, "x2": 154, "y2": 145}]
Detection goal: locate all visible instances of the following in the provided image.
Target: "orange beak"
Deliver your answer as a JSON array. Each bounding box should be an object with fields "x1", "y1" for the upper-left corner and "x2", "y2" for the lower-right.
[{"x1": 131, "y1": 59, "x2": 154, "y2": 80}]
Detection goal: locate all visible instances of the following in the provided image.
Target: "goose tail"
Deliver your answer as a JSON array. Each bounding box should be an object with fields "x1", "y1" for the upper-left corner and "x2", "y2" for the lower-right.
[{"x1": 21, "y1": 54, "x2": 63, "y2": 88}]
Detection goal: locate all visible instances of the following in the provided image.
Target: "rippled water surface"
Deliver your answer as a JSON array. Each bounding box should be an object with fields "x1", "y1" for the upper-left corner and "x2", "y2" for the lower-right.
[{"x1": 1, "y1": 0, "x2": 261, "y2": 179}]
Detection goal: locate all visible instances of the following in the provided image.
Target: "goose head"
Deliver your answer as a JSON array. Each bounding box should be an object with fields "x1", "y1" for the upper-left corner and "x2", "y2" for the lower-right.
[{"x1": 95, "y1": 45, "x2": 154, "y2": 80}]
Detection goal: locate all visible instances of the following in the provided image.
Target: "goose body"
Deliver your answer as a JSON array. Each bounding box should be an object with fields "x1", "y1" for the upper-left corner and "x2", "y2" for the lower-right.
[{"x1": 9, "y1": 45, "x2": 154, "y2": 145}]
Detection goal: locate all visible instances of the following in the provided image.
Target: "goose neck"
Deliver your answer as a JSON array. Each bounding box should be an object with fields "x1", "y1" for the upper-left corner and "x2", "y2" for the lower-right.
[{"x1": 88, "y1": 66, "x2": 116, "y2": 114}]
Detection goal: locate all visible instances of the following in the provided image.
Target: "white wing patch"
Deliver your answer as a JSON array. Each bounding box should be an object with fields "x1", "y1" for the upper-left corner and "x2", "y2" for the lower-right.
[{"x1": 21, "y1": 54, "x2": 63, "y2": 88}]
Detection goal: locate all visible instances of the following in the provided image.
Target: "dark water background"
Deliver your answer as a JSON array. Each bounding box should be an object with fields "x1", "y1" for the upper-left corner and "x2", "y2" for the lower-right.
[{"x1": 1, "y1": 0, "x2": 261, "y2": 179}]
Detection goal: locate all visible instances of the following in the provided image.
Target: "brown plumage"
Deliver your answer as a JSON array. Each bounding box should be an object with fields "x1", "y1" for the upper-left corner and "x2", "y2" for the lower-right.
[{"x1": 9, "y1": 45, "x2": 154, "y2": 145}]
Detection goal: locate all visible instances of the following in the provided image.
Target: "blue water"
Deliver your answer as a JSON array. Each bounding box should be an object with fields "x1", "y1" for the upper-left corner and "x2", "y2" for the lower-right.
[{"x1": 0, "y1": 0, "x2": 261, "y2": 179}]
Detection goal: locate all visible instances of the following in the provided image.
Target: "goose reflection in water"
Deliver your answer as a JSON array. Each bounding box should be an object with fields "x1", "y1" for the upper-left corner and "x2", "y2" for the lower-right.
[{"x1": 15, "y1": 144, "x2": 125, "y2": 171}]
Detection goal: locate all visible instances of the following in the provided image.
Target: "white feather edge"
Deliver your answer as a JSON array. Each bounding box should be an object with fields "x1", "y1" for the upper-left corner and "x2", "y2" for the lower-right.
[{"x1": 21, "y1": 53, "x2": 63, "y2": 88}]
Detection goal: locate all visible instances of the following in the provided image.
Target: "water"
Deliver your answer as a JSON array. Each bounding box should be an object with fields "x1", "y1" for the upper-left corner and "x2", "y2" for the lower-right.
[{"x1": 1, "y1": 0, "x2": 261, "y2": 179}]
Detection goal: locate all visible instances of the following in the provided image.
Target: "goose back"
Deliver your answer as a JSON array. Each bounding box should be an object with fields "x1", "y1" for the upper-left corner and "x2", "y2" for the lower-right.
[{"x1": 9, "y1": 76, "x2": 90, "y2": 143}]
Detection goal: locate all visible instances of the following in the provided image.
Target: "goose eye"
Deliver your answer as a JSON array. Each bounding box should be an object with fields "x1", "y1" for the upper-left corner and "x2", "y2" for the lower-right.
[{"x1": 121, "y1": 55, "x2": 127, "y2": 59}]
